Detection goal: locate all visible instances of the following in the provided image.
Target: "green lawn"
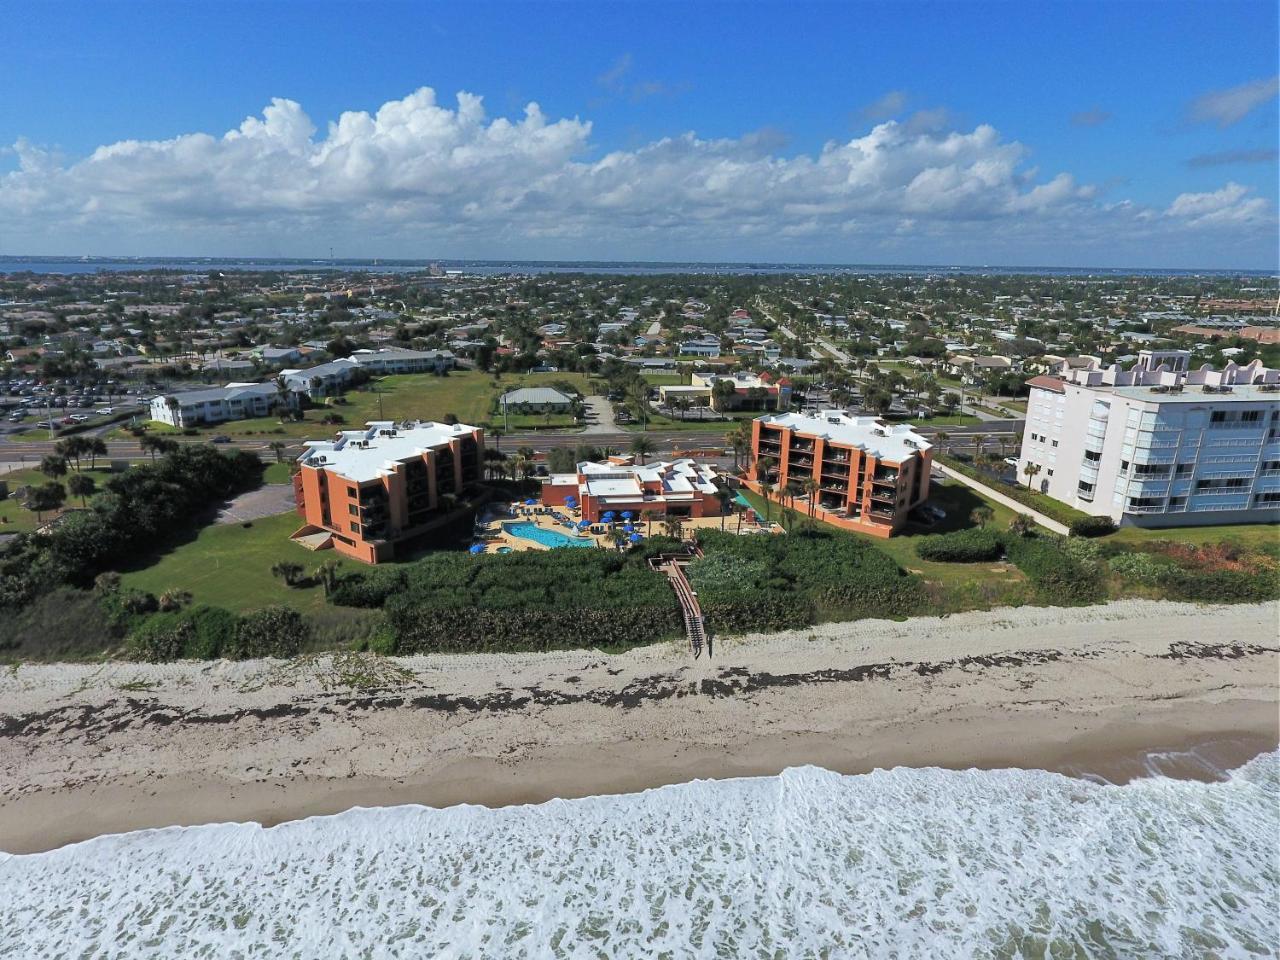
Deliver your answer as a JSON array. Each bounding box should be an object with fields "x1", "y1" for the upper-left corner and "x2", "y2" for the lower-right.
[
  {"x1": 1, "y1": 466, "x2": 120, "y2": 533},
  {"x1": 891, "y1": 413, "x2": 982, "y2": 427},
  {"x1": 121, "y1": 370, "x2": 602, "y2": 440},
  {"x1": 640, "y1": 373, "x2": 686, "y2": 386},
  {"x1": 1109, "y1": 521, "x2": 1279, "y2": 551},
  {"x1": 263, "y1": 461, "x2": 293, "y2": 484},
  {"x1": 120, "y1": 510, "x2": 350, "y2": 614}
]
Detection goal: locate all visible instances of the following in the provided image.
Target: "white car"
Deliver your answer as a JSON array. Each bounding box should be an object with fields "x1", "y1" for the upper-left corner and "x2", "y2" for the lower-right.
[{"x1": 1004, "y1": 457, "x2": 1018, "y2": 467}]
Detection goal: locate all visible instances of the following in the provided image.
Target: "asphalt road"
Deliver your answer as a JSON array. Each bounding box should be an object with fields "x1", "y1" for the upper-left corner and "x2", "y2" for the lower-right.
[{"x1": 0, "y1": 419, "x2": 1024, "y2": 465}]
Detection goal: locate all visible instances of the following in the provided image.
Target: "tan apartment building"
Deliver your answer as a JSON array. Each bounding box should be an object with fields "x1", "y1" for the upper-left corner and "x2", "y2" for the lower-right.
[{"x1": 744, "y1": 410, "x2": 932, "y2": 537}]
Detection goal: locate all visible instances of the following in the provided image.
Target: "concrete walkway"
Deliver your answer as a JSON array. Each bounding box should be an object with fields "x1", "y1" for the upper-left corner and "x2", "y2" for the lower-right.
[{"x1": 935, "y1": 463, "x2": 1070, "y2": 535}]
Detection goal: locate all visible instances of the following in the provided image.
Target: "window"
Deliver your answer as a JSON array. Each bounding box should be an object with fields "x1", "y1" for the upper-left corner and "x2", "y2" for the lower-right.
[
  {"x1": 1051, "y1": 440, "x2": 1058, "y2": 448},
  {"x1": 1047, "y1": 468, "x2": 1054, "y2": 477},
  {"x1": 349, "y1": 521, "x2": 361, "y2": 533},
  {"x1": 348, "y1": 504, "x2": 359, "y2": 516},
  {"x1": 1169, "y1": 496, "x2": 1187, "y2": 509},
  {"x1": 1195, "y1": 477, "x2": 1247, "y2": 490},
  {"x1": 1175, "y1": 463, "x2": 1194, "y2": 477},
  {"x1": 1084, "y1": 450, "x2": 1102, "y2": 463},
  {"x1": 1077, "y1": 480, "x2": 1095, "y2": 501},
  {"x1": 348, "y1": 486, "x2": 358, "y2": 498}
]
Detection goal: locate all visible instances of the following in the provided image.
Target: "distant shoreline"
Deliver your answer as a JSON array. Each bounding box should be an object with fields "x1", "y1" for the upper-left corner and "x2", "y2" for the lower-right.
[
  {"x1": 1, "y1": 255, "x2": 1274, "y2": 277},
  {"x1": 1, "y1": 599, "x2": 1276, "y2": 855}
]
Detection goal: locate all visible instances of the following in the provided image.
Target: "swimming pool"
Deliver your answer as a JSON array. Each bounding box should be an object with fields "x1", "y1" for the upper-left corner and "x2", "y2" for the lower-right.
[
  {"x1": 503, "y1": 521, "x2": 596, "y2": 549},
  {"x1": 734, "y1": 492, "x2": 754, "y2": 508}
]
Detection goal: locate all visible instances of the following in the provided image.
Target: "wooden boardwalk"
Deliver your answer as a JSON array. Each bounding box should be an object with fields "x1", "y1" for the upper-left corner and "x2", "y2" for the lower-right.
[{"x1": 650, "y1": 547, "x2": 708, "y2": 657}]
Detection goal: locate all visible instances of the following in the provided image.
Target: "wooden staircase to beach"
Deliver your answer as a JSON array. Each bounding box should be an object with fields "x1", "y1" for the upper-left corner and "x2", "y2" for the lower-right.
[{"x1": 650, "y1": 546, "x2": 708, "y2": 657}]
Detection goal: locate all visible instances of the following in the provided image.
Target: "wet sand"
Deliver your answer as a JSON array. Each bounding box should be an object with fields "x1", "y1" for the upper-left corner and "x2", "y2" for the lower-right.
[{"x1": 1, "y1": 599, "x2": 1276, "y2": 855}]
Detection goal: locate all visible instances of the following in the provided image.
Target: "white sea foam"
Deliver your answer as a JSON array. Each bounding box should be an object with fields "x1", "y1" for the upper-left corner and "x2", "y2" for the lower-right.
[{"x1": 2, "y1": 755, "x2": 1277, "y2": 958}]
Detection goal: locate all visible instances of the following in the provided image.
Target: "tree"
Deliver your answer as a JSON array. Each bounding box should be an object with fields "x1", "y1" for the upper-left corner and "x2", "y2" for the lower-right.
[
  {"x1": 714, "y1": 488, "x2": 733, "y2": 531},
  {"x1": 158, "y1": 588, "x2": 192, "y2": 612},
  {"x1": 726, "y1": 425, "x2": 750, "y2": 470},
  {"x1": 140, "y1": 434, "x2": 177, "y2": 462},
  {"x1": 268, "y1": 441, "x2": 287, "y2": 464},
  {"x1": 271, "y1": 561, "x2": 305, "y2": 586},
  {"x1": 25, "y1": 481, "x2": 66, "y2": 523},
  {"x1": 67, "y1": 472, "x2": 96, "y2": 507},
  {"x1": 971, "y1": 433, "x2": 988, "y2": 460},
  {"x1": 941, "y1": 392, "x2": 960, "y2": 416},
  {"x1": 934, "y1": 431, "x2": 949, "y2": 456},
  {"x1": 55, "y1": 436, "x2": 89, "y2": 471},
  {"x1": 1008, "y1": 513, "x2": 1035, "y2": 537},
  {"x1": 662, "y1": 515, "x2": 685, "y2": 541},
  {"x1": 442, "y1": 412, "x2": 460, "y2": 425},
  {"x1": 1022, "y1": 461, "x2": 1042, "y2": 490},
  {"x1": 630, "y1": 435, "x2": 654, "y2": 465},
  {"x1": 802, "y1": 477, "x2": 820, "y2": 518},
  {"x1": 970, "y1": 505, "x2": 995, "y2": 528},
  {"x1": 39, "y1": 454, "x2": 68, "y2": 479},
  {"x1": 86, "y1": 437, "x2": 108, "y2": 470},
  {"x1": 608, "y1": 527, "x2": 629, "y2": 552}
]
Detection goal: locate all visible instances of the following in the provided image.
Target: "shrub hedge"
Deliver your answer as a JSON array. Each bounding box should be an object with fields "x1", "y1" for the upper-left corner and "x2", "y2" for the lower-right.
[
  {"x1": 915, "y1": 528, "x2": 1004, "y2": 563},
  {"x1": 1003, "y1": 532, "x2": 1107, "y2": 605},
  {"x1": 1069, "y1": 516, "x2": 1118, "y2": 538}
]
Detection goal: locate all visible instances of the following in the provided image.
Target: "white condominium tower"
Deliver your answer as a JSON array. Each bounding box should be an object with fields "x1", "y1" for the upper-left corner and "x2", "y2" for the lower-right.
[{"x1": 1019, "y1": 350, "x2": 1279, "y2": 527}]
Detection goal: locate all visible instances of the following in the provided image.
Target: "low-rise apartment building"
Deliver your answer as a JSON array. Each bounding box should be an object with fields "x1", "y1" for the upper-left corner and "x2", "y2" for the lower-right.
[
  {"x1": 541, "y1": 458, "x2": 724, "y2": 522},
  {"x1": 292, "y1": 419, "x2": 485, "y2": 563},
  {"x1": 1018, "y1": 350, "x2": 1280, "y2": 527},
  {"x1": 148, "y1": 382, "x2": 280, "y2": 427},
  {"x1": 349, "y1": 347, "x2": 454, "y2": 374},
  {"x1": 658, "y1": 371, "x2": 792, "y2": 413},
  {"x1": 744, "y1": 410, "x2": 932, "y2": 537}
]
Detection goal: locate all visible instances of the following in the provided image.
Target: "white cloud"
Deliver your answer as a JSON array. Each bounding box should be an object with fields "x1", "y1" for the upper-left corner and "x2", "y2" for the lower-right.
[
  {"x1": 1165, "y1": 182, "x2": 1270, "y2": 226},
  {"x1": 0, "y1": 85, "x2": 1274, "y2": 265},
  {"x1": 1187, "y1": 76, "x2": 1279, "y2": 128},
  {"x1": 858, "y1": 90, "x2": 908, "y2": 122}
]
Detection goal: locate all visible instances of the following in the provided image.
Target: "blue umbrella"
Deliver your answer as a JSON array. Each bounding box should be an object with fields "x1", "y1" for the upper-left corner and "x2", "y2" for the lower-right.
[
  {"x1": 577, "y1": 520, "x2": 591, "y2": 529},
  {"x1": 565, "y1": 495, "x2": 578, "y2": 503},
  {"x1": 621, "y1": 511, "x2": 633, "y2": 520},
  {"x1": 524, "y1": 498, "x2": 536, "y2": 505},
  {"x1": 623, "y1": 524, "x2": 635, "y2": 533},
  {"x1": 629, "y1": 532, "x2": 643, "y2": 542},
  {"x1": 469, "y1": 544, "x2": 485, "y2": 554},
  {"x1": 602, "y1": 511, "x2": 615, "y2": 521}
]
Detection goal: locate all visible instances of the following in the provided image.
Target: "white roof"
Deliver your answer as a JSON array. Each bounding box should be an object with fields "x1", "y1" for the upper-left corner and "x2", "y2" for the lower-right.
[
  {"x1": 297, "y1": 419, "x2": 478, "y2": 483},
  {"x1": 499, "y1": 386, "x2": 574, "y2": 405},
  {"x1": 575, "y1": 458, "x2": 720, "y2": 500},
  {"x1": 760, "y1": 410, "x2": 931, "y2": 463}
]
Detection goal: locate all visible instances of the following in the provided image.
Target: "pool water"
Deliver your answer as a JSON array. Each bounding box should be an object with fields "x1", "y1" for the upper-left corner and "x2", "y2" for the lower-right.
[
  {"x1": 496, "y1": 546, "x2": 513, "y2": 554},
  {"x1": 734, "y1": 492, "x2": 754, "y2": 508},
  {"x1": 503, "y1": 521, "x2": 596, "y2": 549}
]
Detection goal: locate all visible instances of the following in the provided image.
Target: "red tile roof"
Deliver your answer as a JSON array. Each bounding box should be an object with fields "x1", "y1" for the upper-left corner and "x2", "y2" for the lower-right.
[{"x1": 1026, "y1": 375, "x2": 1066, "y2": 394}]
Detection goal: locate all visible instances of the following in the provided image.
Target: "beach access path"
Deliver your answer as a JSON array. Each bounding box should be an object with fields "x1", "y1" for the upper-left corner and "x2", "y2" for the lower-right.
[
  {"x1": 935, "y1": 462, "x2": 1070, "y2": 535},
  {"x1": 0, "y1": 599, "x2": 1275, "y2": 854}
]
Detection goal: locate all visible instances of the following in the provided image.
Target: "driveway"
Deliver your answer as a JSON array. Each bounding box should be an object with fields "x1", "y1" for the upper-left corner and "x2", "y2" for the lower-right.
[
  {"x1": 215, "y1": 483, "x2": 296, "y2": 524},
  {"x1": 580, "y1": 395, "x2": 620, "y2": 434}
]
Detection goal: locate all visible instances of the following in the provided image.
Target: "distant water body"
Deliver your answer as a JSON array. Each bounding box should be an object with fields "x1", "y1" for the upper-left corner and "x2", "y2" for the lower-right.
[
  {"x1": 3, "y1": 752, "x2": 1276, "y2": 958},
  {"x1": 0, "y1": 255, "x2": 1273, "y2": 278}
]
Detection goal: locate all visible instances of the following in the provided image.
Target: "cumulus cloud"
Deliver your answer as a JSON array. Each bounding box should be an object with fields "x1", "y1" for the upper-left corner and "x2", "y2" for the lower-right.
[
  {"x1": 1186, "y1": 148, "x2": 1278, "y2": 168},
  {"x1": 1187, "y1": 75, "x2": 1279, "y2": 127},
  {"x1": 1165, "y1": 182, "x2": 1270, "y2": 226},
  {"x1": 1071, "y1": 108, "x2": 1111, "y2": 128},
  {"x1": 858, "y1": 90, "x2": 908, "y2": 122},
  {"x1": 0, "y1": 85, "x2": 1274, "y2": 262}
]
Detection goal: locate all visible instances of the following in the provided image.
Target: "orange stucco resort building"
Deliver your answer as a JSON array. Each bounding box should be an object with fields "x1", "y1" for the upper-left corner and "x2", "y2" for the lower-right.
[
  {"x1": 292, "y1": 419, "x2": 484, "y2": 563},
  {"x1": 744, "y1": 410, "x2": 933, "y2": 537},
  {"x1": 541, "y1": 457, "x2": 724, "y2": 522}
]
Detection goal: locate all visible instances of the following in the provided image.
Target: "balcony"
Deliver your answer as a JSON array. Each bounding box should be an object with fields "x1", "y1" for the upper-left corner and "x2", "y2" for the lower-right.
[
  {"x1": 872, "y1": 470, "x2": 899, "y2": 483},
  {"x1": 869, "y1": 506, "x2": 896, "y2": 519},
  {"x1": 822, "y1": 451, "x2": 850, "y2": 464},
  {"x1": 789, "y1": 457, "x2": 814, "y2": 468}
]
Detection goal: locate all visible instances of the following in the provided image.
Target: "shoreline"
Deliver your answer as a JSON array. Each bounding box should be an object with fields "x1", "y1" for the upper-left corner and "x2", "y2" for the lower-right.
[{"x1": 2, "y1": 599, "x2": 1277, "y2": 855}]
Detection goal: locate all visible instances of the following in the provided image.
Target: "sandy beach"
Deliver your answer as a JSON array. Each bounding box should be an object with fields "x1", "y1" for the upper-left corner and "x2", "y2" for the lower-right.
[{"x1": 1, "y1": 599, "x2": 1276, "y2": 855}]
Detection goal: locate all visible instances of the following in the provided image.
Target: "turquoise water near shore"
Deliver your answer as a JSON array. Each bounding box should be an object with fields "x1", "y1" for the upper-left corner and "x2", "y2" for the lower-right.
[{"x1": 2, "y1": 754, "x2": 1276, "y2": 958}]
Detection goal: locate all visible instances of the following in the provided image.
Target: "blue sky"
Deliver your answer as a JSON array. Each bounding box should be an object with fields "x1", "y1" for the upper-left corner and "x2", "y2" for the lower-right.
[{"x1": 2, "y1": 0, "x2": 1277, "y2": 268}]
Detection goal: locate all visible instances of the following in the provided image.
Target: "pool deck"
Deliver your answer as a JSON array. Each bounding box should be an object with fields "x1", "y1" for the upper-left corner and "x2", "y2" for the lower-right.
[{"x1": 471, "y1": 501, "x2": 776, "y2": 554}]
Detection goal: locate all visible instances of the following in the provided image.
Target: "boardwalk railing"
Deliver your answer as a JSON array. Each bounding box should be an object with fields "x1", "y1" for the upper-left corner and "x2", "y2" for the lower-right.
[{"x1": 649, "y1": 545, "x2": 707, "y2": 657}]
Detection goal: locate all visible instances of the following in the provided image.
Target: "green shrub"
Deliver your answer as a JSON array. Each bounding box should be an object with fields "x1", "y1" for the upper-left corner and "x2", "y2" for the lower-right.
[
  {"x1": 127, "y1": 613, "x2": 194, "y2": 662},
  {"x1": 183, "y1": 605, "x2": 242, "y2": 659},
  {"x1": 1158, "y1": 567, "x2": 1280, "y2": 604},
  {"x1": 1004, "y1": 533, "x2": 1106, "y2": 605},
  {"x1": 230, "y1": 606, "x2": 311, "y2": 659},
  {"x1": 915, "y1": 528, "x2": 1003, "y2": 563},
  {"x1": 1108, "y1": 551, "x2": 1176, "y2": 586},
  {"x1": 1069, "y1": 516, "x2": 1118, "y2": 538}
]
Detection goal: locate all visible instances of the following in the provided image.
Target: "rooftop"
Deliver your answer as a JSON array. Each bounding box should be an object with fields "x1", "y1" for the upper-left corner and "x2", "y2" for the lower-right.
[
  {"x1": 298, "y1": 419, "x2": 480, "y2": 483},
  {"x1": 758, "y1": 410, "x2": 932, "y2": 462}
]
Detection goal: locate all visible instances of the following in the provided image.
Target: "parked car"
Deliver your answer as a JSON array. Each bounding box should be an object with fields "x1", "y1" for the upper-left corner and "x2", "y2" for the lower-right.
[
  {"x1": 210, "y1": 435, "x2": 232, "y2": 444},
  {"x1": 1003, "y1": 457, "x2": 1018, "y2": 467}
]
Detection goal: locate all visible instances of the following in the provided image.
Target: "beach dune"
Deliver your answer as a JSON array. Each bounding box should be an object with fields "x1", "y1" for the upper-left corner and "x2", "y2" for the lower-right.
[{"x1": 1, "y1": 599, "x2": 1276, "y2": 854}]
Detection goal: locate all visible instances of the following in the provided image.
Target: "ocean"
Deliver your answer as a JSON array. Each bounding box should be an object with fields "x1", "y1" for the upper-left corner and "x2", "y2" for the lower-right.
[
  {"x1": 2, "y1": 754, "x2": 1276, "y2": 958},
  {"x1": 0, "y1": 255, "x2": 1273, "y2": 278}
]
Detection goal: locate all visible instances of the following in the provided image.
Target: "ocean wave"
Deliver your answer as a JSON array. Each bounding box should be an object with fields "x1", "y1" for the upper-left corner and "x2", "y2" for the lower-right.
[{"x1": 2, "y1": 755, "x2": 1277, "y2": 958}]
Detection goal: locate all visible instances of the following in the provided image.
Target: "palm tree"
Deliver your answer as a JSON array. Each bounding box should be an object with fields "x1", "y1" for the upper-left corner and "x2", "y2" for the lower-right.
[
  {"x1": 761, "y1": 482, "x2": 775, "y2": 523},
  {"x1": 268, "y1": 441, "x2": 287, "y2": 464},
  {"x1": 630, "y1": 435, "x2": 654, "y2": 465},
  {"x1": 1022, "y1": 462, "x2": 1042, "y2": 490},
  {"x1": 662, "y1": 515, "x2": 684, "y2": 541},
  {"x1": 714, "y1": 488, "x2": 733, "y2": 531},
  {"x1": 934, "y1": 431, "x2": 949, "y2": 456},
  {"x1": 608, "y1": 527, "x2": 629, "y2": 552},
  {"x1": 67, "y1": 472, "x2": 96, "y2": 507},
  {"x1": 802, "y1": 477, "x2": 820, "y2": 518},
  {"x1": 642, "y1": 508, "x2": 660, "y2": 537},
  {"x1": 971, "y1": 433, "x2": 988, "y2": 461},
  {"x1": 726, "y1": 425, "x2": 749, "y2": 471},
  {"x1": 970, "y1": 505, "x2": 995, "y2": 527},
  {"x1": 1009, "y1": 513, "x2": 1035, "y2": 537},
  {"x1": 271, "y1": 561, "x2": 305, "y2": 586},
  {"x1": 39, "y1": 454, "x2": 68, "y2": 479},
  {"x1": 86, "y1": 437, "x2": 108, "y2": 470}
]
